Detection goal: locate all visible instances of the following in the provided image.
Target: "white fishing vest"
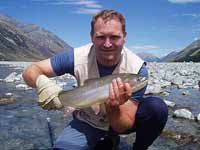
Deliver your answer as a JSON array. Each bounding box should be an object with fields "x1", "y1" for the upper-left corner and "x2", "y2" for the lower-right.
[{"x1": 73, "y1": 43, "x2": 144, "y2": 131}]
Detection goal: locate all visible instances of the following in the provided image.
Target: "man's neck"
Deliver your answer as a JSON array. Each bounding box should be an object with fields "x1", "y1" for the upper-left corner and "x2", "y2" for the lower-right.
[
  {"x1": 97, "y1": 60, "x2": 118, "y2": 68},
  {"x1": 96, "y1": 57, "x2": 120, "y2": 67},
  {"x1": 97, "y1": 61, "x2": 118, "y2": 77}
]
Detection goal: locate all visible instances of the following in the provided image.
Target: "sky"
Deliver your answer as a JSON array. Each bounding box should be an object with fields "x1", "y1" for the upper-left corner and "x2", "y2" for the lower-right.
[{"x1": 0, "y1": 0, "x2": 200, "y2": 57}]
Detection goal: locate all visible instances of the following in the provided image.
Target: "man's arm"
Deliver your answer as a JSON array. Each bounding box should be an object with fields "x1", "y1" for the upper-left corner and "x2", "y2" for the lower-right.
[
  {"x1": 106, "y1": 100, "x2": 138, "y2": 133},
  {"x1": 22, "y1": 50, "x2": 74, "y2": 110},
  {"x1": 23, "y1": 49, "x2": 74, "y2": 88},
  {"x1": 106, "y1": 78, "x2": 138, "y2": 133},
  {"x1": 22, "y1": 58, "x2": 64, "y2": 110},
  {"x1": 22, "y1": 58, "x2": 56, "y2": 88},
  {"x1": 106, "y1": 64, "x2": 148, "y2": 133}
]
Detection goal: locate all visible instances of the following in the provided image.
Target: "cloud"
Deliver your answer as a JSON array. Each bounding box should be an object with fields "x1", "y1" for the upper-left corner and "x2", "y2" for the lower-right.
[
  {"x1": 129, "y1": 45, "x2": 169, "y2": 57},
  {"x1": 130, "y1": 45, "x2": 160, "y2": 50},
  {"x1": 59, "y1": 0, "x2": 102, "y2": 9},
  {"x1": 182, "y1": 13, "x2": 200, "y2": 17},
  {"x1": 0, "y1": 4, "x2": 27, "y2": 10},
  {"x1": 31, "y1": 0, "x2": 51, "y2": 1},
  {"x1": 74, "y1": 8, "x2": 101, "y2": 14},
  {"x1": 168, "y1": 0, "x2": 200, "y2": 3},
  {"x1": 129, "y1": 45, "x2": 178, "y2": 57},
  {"x1": 192, "y1": 27, "x2": 200, "y2": 34},
  {"x1": 0, "y1": 6, "x2": 9, "y2": 10},
  {"x1": 33, "y1": 0, "x2": 103, "y2": 14},
  {"x1": 63, "y1": 0, "x2": 103, "y2": 15},
  {"x1": 194, "y1": 37, "x2": 200, "y2": 41}
]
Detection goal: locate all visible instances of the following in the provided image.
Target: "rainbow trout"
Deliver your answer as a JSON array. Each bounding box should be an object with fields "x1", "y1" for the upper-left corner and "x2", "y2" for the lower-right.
[{"x1": 59, "y1": 73, "x2": 148, "y2": 108}]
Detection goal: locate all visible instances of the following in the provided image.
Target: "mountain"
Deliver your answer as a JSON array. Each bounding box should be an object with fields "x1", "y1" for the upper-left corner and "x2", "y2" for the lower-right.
[
  {"x1": 160, "y1": 51, "x2": 179, "y2": 62},
  {"x1": 0, "y1": 13, "x2": 72, "y2": 61},
  {"x1": 136, "y1": 52, "x2": 160, "y2": 62},
  {"x1": 162, "y1": 39, "x2": 200, "y2": 62}
]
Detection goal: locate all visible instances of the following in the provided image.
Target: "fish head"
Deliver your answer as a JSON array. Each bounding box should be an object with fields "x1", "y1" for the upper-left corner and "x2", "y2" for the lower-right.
[{"x1": 123, "y1": 74, "x2": 148, "y2": 91}]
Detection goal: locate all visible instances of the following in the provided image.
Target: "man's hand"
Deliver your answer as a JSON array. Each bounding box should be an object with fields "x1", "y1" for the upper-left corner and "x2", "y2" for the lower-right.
[
  {"x1": 106, "y1": 77, "x2": 132, "y2": 107},
  {"x1": 105, "y1": 77, "x2": 138, "y2": 133},
  {"x1": 36, "y1": 75, "x2": 63, "y2": 110}
]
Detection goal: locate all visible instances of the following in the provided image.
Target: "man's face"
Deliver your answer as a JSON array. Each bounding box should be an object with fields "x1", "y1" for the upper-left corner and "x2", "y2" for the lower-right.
[{"x1": 91, "y1": 18, "x2": 126, "y2": 66}]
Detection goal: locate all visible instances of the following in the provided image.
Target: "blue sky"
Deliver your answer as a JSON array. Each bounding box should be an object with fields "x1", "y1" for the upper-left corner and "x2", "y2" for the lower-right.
[{"x1": 0, "y1": 0, "x2": 200, "y2": 57}]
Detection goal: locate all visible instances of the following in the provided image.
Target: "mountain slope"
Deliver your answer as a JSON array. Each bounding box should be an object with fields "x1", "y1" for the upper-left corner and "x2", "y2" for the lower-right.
[
  {"x1": 0, "y1": 13, "x2": 72, "y2": 61},
  {"x1": 163, "y1": 39, "x2": 200, "y2": 62},
  {"x1": 160, "y1": 51, "x2": 178, "y2": 62}
]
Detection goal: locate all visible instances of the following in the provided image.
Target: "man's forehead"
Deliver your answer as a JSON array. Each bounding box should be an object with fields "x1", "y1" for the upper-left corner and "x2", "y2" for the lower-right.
[
  {"x1": 95, "y1": 17, "x2": 120, "y2": 24},
  {"x1": 94, "y1": 31, "x2": 122, "y2": 36},
  {"x1": 94, "y1": 18, "x2": 123, "y2": 30}
]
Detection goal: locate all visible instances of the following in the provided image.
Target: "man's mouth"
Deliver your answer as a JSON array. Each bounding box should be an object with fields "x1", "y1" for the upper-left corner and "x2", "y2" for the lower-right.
[{"x1": 100, "y1": 49, "x2": 115, "y2": 52}]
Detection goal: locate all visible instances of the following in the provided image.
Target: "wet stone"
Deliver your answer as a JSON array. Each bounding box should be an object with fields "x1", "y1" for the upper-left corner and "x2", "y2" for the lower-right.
[{"x1": 0, "y1": 95, "x2": 16, "y2": 105}]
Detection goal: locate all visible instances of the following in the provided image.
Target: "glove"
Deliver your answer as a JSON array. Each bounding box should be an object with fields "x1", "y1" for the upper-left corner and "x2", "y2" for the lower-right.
[{"x1": 36, "y1": 75, "x2": 63, "y2": 110}]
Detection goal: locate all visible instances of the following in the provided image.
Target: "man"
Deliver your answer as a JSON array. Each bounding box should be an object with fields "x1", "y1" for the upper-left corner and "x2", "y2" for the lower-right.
[{"x1": 23, "y1": 10, "x2": 168, "y2": 150}]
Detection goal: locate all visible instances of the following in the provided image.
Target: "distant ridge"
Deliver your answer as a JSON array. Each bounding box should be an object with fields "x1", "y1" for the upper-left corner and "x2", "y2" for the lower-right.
[
  {"x1": 136, "y1": 52, "x2": 160, "y2": 62},
  {"x1": 0, "y1": 12, "x2": 72, "y2": 61}
]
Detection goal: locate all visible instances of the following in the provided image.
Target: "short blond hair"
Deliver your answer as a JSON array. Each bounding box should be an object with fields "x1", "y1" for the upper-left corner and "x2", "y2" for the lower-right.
[{"x1": 90, "y1": 9, "x2": 126, "y2": 35}]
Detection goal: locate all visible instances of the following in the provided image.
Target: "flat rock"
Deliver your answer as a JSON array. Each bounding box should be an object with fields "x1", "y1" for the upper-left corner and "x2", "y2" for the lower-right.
[
  {"x1": 173, "y1": 109, "x2": 195, "y2": 120},
  {"x1": 164, "y1": 100, "x2": 176, "y2": 108}
]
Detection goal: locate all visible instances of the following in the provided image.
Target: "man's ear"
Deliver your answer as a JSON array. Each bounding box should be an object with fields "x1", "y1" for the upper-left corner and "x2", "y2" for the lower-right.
[
  {"x1": 124, "y1": 31, "x2": 127, "y2": 38},
  {"x1": 123, "y1": 32, "x2": 127, "y2": 43}
]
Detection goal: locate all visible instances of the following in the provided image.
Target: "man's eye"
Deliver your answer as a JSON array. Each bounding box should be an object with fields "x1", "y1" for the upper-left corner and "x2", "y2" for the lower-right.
[
  {"x1": 96, "y1": 36, "x2": 104, "y2": 40},
  {"x1": 111, "y1": 36, "x2": 120, "y2": 40}
]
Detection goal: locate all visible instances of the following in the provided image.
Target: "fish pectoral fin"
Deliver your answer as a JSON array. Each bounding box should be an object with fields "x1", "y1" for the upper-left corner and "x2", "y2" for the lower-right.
[{"x1": 91, "y1": 103, "x2": 101, "y2": 115}]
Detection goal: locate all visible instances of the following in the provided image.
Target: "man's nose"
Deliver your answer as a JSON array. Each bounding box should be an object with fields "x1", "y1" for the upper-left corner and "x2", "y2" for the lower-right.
[{"x1": 103, "y1": 38, "x2": 112, "y2": 48}]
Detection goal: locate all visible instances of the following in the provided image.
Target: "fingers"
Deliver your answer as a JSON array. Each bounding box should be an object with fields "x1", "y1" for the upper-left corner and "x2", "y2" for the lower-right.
[
  {"x1": 108, "y1": 77, "x2": 132, "y2": 107},
  {"x1": 108, "y1": 83, "x2": 119, "y2": 106},
  {"x1": 124, "y1": 82, "x2": 132, "y2": 97},
  {"x1": 116, "y1": 78, "x2": 124, "y2": 96},
  {"x1": 112, "y1": 78, "x2": 121, "y2": 100},
  {"x1": 40, "y1": 97, "x2": 63, "y2": 110}
]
